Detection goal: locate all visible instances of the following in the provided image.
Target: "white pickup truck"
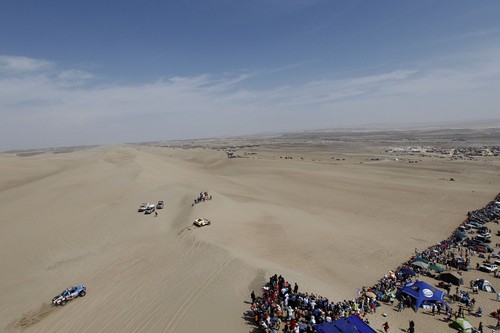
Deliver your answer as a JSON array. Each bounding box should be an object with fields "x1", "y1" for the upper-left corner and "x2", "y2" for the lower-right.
[{"x1": 144, "y1": 204, "x2": 156, "y2": 214}]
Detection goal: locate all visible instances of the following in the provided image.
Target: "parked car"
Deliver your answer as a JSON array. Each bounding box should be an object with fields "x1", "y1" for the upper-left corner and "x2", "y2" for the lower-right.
[
  {"x1": 474, "y1": 244, "x2": 494, "y2": 253},
  {"x1": 138, "y1": 203, "x2": 148, "y2": 212},
  {"x1": 475, "y1": 235, "x2": 491, "y2": 243},
  {"x1": 156, "y1": 200, "x2": 164, "y2": 209},
  {"x1": 52, "y1": 285, "x2": 86, "y2": 306},
  {"x1": 193, "y1": 218, "x2": 211, "y2": 227},
  {"x1": 467, "y1": 222, "x2": 483, "y2": 229},
  {"x1": 144, "y1": 204, "x2": 156, "y2": 214},
  {"x1": 479, "y1": 263, "x2": 498, "y2": 273},
  {"x1": 465, "y1": 239, "x2": 482, "y2": 247},
  {"x1": 478, "y1": 230, "x2": 491, "y2": 237}
]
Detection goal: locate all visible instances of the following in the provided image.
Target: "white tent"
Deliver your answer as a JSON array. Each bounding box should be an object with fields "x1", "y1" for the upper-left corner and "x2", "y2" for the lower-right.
[
  {"x1": 482, "y1": 280, "x2": 495, "y2": 293},
  {"x1": 474, "y1": 279, "x2": 496, "y2": 293}
]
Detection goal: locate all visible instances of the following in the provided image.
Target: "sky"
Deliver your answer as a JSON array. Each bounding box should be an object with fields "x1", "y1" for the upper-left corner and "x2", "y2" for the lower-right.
[{"x1": 1, "y1": 0, "x2": 500, "y2": 150}]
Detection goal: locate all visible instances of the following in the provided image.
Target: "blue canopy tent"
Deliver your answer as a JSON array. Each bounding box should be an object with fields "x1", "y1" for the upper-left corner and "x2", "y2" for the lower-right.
[
  {"x1": 313, "y1": 315, "x2": 376, "y2": 333},
  {"x1": 399, "y1": 268, "x2": 417, "y2": 276},
  {"x1": 396, "y1": 280, "x2": 447, "y2": 312}
]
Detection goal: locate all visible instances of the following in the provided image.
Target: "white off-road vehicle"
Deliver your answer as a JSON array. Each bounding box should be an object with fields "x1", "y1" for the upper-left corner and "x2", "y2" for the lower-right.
[
  {"x1": 52, "y1": 285, "x2": 86, "y2": 306},
  {"x1": 138, "y1": 203, "x2": 148, "y2": 212},
  {"x1": 193, "y1": 218, "x2": 211, "y2": 227},
  {"x1": 144, "y1": 204, "x2": 156, "y2": 214}
]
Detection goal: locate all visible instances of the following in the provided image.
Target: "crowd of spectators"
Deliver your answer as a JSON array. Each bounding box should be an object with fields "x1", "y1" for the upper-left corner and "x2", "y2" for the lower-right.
[
  {"x1": 354, "y1": 193, "x2": 500, "y2": 328},
  {"x1": 249, "y1": 274, "x2": 377, "y2": 333},
  {"x1": 248, "y1": 193, "x2": 500, "y2": 332}
]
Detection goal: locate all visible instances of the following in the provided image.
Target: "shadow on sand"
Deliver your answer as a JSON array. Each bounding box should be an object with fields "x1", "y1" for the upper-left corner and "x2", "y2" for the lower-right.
[{"x1": 241, "y1": 309, "x2": 261, "y2": 333}]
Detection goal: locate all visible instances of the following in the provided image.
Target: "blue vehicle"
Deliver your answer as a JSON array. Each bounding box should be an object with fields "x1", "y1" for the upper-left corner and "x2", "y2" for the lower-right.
[{"x1": 52, "y1": 285, "x2": 86, "y2": 306}]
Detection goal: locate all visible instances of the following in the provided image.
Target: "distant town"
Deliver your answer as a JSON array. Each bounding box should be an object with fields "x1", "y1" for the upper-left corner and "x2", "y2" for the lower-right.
[{"x1": 385, "y1": 146, "x2": 500, "y2": 159}]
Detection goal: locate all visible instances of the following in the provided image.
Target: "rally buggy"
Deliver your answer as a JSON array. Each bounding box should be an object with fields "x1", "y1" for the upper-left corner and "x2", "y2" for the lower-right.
[{"x1": 52, "y1": 285, "x2": 86, "y2": 306}]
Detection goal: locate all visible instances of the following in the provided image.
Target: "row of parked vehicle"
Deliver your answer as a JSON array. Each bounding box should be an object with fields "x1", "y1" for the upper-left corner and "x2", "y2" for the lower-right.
[
  {"x1": 455, "y1": 197, "x2": 500, "y2": 277},
  {"x1": 458, "y1": 202, "x2": 499, "y2": 256},
  {"x1": 137, "y1": 200, "x2": 164, "y2": 214},
  {"x1": 461, "y1": 230, "x2": 494, "y2": 254}
]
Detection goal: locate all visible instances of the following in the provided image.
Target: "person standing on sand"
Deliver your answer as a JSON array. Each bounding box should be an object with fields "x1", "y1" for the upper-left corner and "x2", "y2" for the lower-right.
[
  {"x1": 445, "y1": 310, "x2": 452, "y2": 322},
  {"x1": 251, "y1": 290, "x2": 256, "y2": 304},
  {"x1": 397, "y1": 300, "x2": 404, "y2": 312},
  {"x1": 382, "y1": 321, "x2": 389, "y2": 333},
  {"x1": 408, "y1": 320, "x2": 415, "y2": 333}
]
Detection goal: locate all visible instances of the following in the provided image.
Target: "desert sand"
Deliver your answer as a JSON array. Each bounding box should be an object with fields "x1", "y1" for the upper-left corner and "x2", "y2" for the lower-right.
[{"x1": 1, "y1": 128, "x2": 500, "y2": 332}]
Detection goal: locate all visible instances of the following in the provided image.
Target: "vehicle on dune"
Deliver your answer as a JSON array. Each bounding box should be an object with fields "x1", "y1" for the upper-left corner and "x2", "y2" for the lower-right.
[
  {"x1": 138, "y1": 203, "x2": 148, "y2": 212},
  {"x1": 144, "y1": 204, "x2": 156, "y2": 214},
  {"x1": 193, "y1": 218, "x2": 211, "y2": 227},
  {"x1": 52, "y1": 285, "x2": 86, "y2": 306}
]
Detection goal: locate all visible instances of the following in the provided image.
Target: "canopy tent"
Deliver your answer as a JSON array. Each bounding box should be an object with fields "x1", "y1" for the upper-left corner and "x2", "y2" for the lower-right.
[
  {"x1": 414, "y1": 257, "x2": 429, "y2": 264},
  {"x1": 439, "y1": 272, "x2": 464, "y2": 286},
  {"x1": 450, "y1": 317, "x2": 473, "y2": 333},
  {"x1": 399, "y1": 268, "x2": 416, "y2": 276},
  {"x1": 313, "y1": 315, "x2": 376, "y2": 333},
  {"x1": 396, "y1": 280, "x2": 447, "y2": 312},
  {"x1": 411, "y1": 261, "x2": 428, "y2": 269},
  {"x1": 429, "y1": 264, "x2": 445, "y2": 273},
  {"x1": 474, "y1": 279, "x2": 496, "y2": 293}
]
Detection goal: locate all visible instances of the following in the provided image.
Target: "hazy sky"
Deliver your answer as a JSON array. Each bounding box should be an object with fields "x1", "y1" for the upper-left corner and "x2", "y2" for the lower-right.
[{"x1": 1, "y1": 0, "x2": 500, "y2": 150}]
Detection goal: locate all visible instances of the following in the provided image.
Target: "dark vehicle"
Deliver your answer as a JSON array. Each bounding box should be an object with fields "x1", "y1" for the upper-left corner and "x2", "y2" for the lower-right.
[
  {"x1": 478, "y1": 230, "x2": 491, "y2": 237},
  {"x1": 52, "y1": 285, "x2": 86, "y2": 306},
  {"x1": 475, "y1": 235, "x2": 491, "y2": 244},
  {"x1": 156, "y1": 200, "x2": 164, "y2": 209},
  {"x1": 474, "y1": 244, "x2": 494, "y2": 253},
  {"x1": 464, "y1": 238, "x2": 482, "y2": 247}
]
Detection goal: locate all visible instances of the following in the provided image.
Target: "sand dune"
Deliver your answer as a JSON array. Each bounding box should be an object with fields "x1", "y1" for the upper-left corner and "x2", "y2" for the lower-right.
[{"x1": 1, "y1": 141, "x2": 499, "y2": 332}]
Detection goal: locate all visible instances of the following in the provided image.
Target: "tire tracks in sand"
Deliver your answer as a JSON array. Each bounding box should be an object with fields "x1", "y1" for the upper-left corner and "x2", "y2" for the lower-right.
[{"x1": 6, "y1": 303, "x2": 55, "y2": 332}]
